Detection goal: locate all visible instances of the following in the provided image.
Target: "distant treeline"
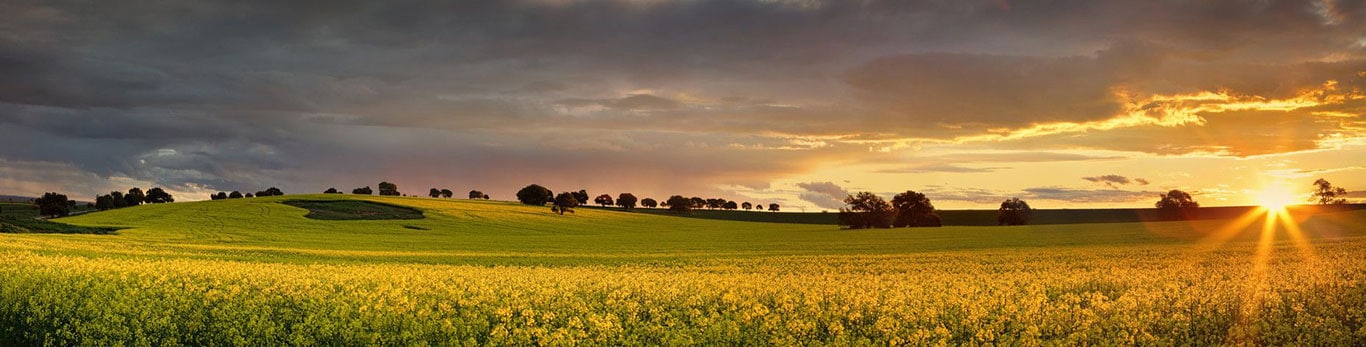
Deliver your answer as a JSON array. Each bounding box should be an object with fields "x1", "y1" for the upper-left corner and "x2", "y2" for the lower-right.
[
  {"x1": 25, "y1": 178, "x2": 1353, "y2": 229},
  {"x1": 509, "y1": 184, "x2": 783, "y2": 216}
]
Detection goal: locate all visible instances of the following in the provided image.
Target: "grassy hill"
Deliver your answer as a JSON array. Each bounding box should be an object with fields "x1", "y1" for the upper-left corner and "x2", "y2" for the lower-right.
[
  {"x1": 38, "y1": 194, "x2": 1362, "y2": 265},
  {"x1": 587, "y1": 203, "x2": 1366, "y2": 226},
  {"x1": 1, "y1": 195, "x2": 1363, "y2": 344}
]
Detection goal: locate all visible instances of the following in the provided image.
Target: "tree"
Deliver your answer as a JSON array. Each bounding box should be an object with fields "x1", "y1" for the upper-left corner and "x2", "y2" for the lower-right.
[
  {"x1": 641, "y1": 198, "x2": 658, "y2": 208},
  {"x1": 573, "y1": 190, "x2": 589, "y2": 205},
  {"x1": 516, "y1": 184, "x2": 554, "y2": 205},
  {"x1": 125, "y1": 188, "x2": 145, "y2": 207},
  {"x1": 690, "y1": 197, "x2": 706, "y2": 209},
  {"x1": 110, "y1": 191, "x2": 127, "y2": 208},
  {"x1": 35, "y1": 192, "x2": 71, "y2": 218},
  {"x1": 706, "y1": 198, "x2": 725, "y2": 210},
  {"x1": 439, "y1": 189, "x2": 453, "y2": 198},
  {"x1": 892, "y1": 191, "x2": 939, "y2": 227},
  {"x1": 666, "y1": 195, "x2": 693, "y2": 212},
  {"x1": 145, "y1": 188, "x2": 174, "y2": 204},
  {"x1": 259, "y1": 187, "x2": 283, "y2": 197},
  {"x1": 429, "y1": 188, "x2": 442, "y2": 198},
  {"x1": 353, "y1": 186, "x2": 373, "y2": 195},
  {"x1": 742, "y1": 202, "x2": 752, "y2": 210},
  {"x1": 324, "y1": 188, "x2": 340, "y2": 194},
  {"x1": 468, "y1": 190, "x2": 485, "y2": 199},
  {"x1": 997, "y1": 198, "x2": 1032, "y2": 226},
  {"x1": 617, "y1": 193, "x2": 638, "y2": 209},
  {"x1": 214, "y1": 192, "x2": 228, "y2": 200},
  {"x1": 1311, "y1": 178, "x2": 1349, "y2": 205},
  {"x1": 378, "y1": 182, "x2": 400, "y2": 196},
  {"x1": 228, "y1": 191, "x2": 243, "y2": 199},
  {"x1": 95, "y1": 194, "x2": 115, "y2": 211},
  {"x1": 723, "y1": 201, "x2": 738, "y2": 210},
  {"x1": 838, "y1": 192, "x2": 894, "y2": 229},
  {"x1": 245, "y1": 193, "x2": 254, "y2": 198},
  {"x1": 768, "y1": 203, "x2": 780, "y2": 212},
  {"x1": 1156, "y1": 189, "x2": 1199, "y2": 220},
  {"x1": 551, "y1": 192, "x2": 580, "y2": 215},
  {"x1": 594, "y1": 194, "x2": 614, "y2": 207}
]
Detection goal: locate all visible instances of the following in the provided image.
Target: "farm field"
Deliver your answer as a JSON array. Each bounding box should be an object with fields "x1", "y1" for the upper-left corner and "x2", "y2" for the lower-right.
[{"x1": 1, "y1": 195, "x2": 1364, "y2": 345}]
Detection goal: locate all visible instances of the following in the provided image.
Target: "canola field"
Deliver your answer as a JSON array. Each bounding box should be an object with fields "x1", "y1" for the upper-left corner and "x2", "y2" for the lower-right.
[{"x1": 2, "y1": 195, "x2": 1364, "y2": 345}]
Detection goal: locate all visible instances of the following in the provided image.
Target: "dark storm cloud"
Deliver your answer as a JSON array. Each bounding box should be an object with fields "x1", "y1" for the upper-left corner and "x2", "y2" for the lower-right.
[{"x1": 1, "y1": 0, "x2": 1363, "y2": 201}]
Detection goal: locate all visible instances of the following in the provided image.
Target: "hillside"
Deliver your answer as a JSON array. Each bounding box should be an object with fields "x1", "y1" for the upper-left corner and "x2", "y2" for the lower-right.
[
  {"x1": 4, "y1": 194, "x2": 1366, "y2": 344},
  {"x1": 39, "y1": 194, "x2": 1366, "y2": 266},
  {"x1": 585, "y1": 203, "x2": 1366, "y2": 226}
]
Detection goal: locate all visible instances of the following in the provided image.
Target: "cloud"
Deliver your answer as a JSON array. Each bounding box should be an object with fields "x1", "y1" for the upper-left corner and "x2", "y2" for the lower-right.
[
  {"x1": 913, "y1": 185, "x2": 1158, "y2": 205},
  {"x1": 795, "y1": 181, "x2": 848, "y2": 209},
  {"x1": 556, "y1": 94, "x2": 683, "y2": 111},
  {"x1": 876, "y1": 164, "x2": 1010, "y2": 174},
  {"x1": 1019, "y1": 187, "x2": 1156, "y2": 204},
  {"x1": 1082, "y1": 174, "x2": 1151, "y2": 189},
  {"x1": 0, "y1": 0, "x2": 1361, "y2": 205}
]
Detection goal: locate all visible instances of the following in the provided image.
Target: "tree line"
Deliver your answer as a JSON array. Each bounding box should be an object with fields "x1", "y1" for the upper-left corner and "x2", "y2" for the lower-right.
[
  {"x1": 835, "y1": 178, "x2": 1352, "y2": 229},
  {"x1": 28, "y1": 177, "x2": 1353, "y2": 223},
  {"x1": 512, "y1": 184, "x2": 782, "y2": 215},
  {"x1": 208, "y1": 187, "x2": 283, "y2": 200},
  {"x1": 93, "y1": 187, "x2": 174, "y2": 212}
]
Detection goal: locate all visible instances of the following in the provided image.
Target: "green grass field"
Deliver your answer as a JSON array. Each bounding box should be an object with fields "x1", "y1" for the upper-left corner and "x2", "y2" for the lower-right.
[{"x1": 1, "y1": 195, "x2": 1364, "y2": 345}]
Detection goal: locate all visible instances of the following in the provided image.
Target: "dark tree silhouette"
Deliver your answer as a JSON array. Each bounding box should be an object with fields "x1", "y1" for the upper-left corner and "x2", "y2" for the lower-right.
[
  {"x1": 551, "y1": 192, "x2": 579, "y2": 215},
  {"x1": 723, "y1": 201, "x2": 738, "y2": 210},
  {"x1": 353, "y1": 186, "x2": 373, "y2": 195},
  {"x1": 997, "y1": 197, "x2": 1032, "y2": 226},
  {"x1": 124, "y1": 188, "x2": 145, "y2": 207},
  {"x1": 95, "y1": 194, "x2": 115, "y2": 211},
  {"x1": 229, "y1": 191, "x2": 243, "y2": 199},
  {"x1": 110, "y1": 191, "x2": 126, "y2": 208},
  {"x1": 35, "y1": 192, "x2": 71, "y2": 217},
  {"x1": 690, "y1": 197, "x2": 706, "y2": 209},
  {"x1": 705, "y1": 198, "x2": 725, "y2": 210},
  {"x1": 213, "y1": 192, "x2": 228, "y2": 200},
  {"x1": 245, "y1": 193, "x2": 255, "y2": 198},
  {"x1": 516, "y1": 184, "x2": 554, "y2": 205},
  {"x1": 145, "y1": 188, "x2": 174, "y2": 204},
  {"x1": 378, "y1": 182, "x2": 400, "y2": 196},
  {"x1": 768, "y1": 203, "x2": 780, "y2": 212},
  {"x1": 1156, "y1": 189, "x2": 1199, "y2": 220},
  {"x1": 617, "y1": 193, "x2": 638, "y2": 209},
  {"x1": 837, "y1": 192, "x2": 894, "y2": 229},
  {"x1": 573, "y1": 190, "x2": 589, "y2": 205},
  {"x1": 741, "y1": 202, "x2": 752, "y2": 210},
  {"x1": 594, "y1": 194, "x2": 614, "y2": 207},
  {"x1": 892, "y1": 191, "x2": 939, "y2": 227},
  {"x1": 1311, "y1": 178, "x2": 1349, "y2": 205},
  {"x1": 440, "y1": 189, "x2": 454, "y2": 198},
  {"x1": 666, "y1": 195, "x2": 693, "y2": 212},
  {"x1": 640, "y1": 198, "x2": 658, "y2": 208},
  {"x1": 324, "y1": 188, "x2": 340, "y2": 194},
  {"x1": 260, "y1": 187, "x2": 283, "y2": 197},
  {"x1": 429, "y1": 188, "x2": 442, "y2": 198}
]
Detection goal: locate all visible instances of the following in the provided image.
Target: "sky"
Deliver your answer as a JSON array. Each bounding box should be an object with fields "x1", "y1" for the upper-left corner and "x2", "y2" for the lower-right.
[{"x1": 1, "y1": 0, "x2": 1364, "y2": 210}]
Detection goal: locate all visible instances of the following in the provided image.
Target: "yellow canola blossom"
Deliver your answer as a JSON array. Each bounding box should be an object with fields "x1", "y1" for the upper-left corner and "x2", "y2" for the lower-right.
[{"x1": 0, "y1": 238, "x2": 1363, "y2": 346}]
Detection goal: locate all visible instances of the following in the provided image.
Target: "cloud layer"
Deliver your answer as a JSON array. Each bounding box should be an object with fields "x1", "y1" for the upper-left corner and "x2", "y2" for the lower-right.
[{"x1": 1, "y1": 0, "x2": 1363, "y2": 207}]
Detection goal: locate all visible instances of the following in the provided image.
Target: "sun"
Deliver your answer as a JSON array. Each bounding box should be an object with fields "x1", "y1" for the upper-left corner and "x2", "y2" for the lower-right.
[{"x1": 1254, "y1": 185, "x2": 1297, "y2": 210}]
